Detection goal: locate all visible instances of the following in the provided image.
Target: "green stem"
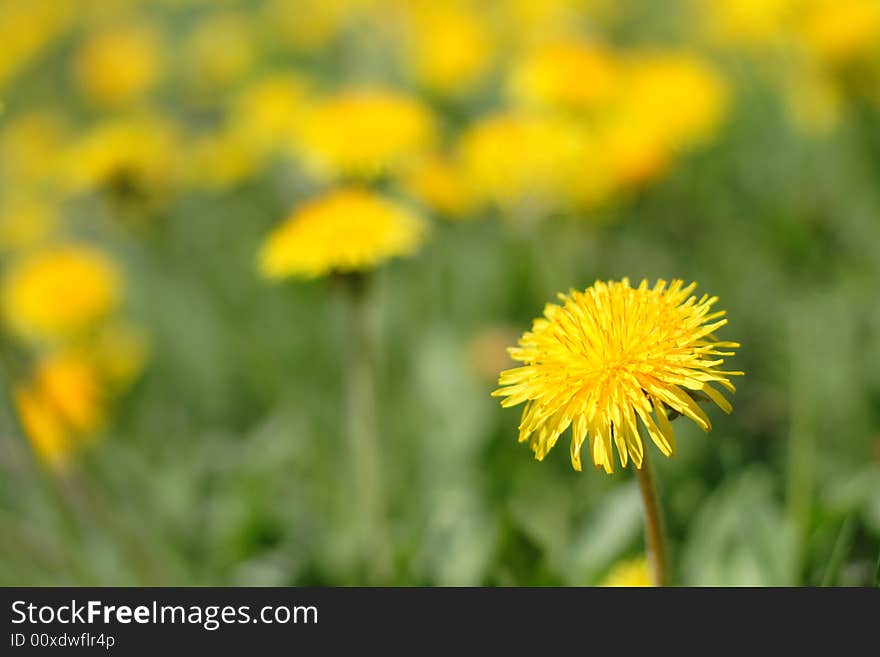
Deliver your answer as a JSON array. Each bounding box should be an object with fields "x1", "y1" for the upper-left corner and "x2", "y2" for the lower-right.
[
  {"x1": 635, "y1": 451, "x2": 670, "y2": 587},
  {"x1": 342, "y1": 272, "x2": 391, "y2": 584}
]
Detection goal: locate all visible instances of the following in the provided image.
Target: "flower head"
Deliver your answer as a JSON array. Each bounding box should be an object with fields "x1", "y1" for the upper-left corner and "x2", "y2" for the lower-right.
[
  {"x1": 508, "y1": 40, "x2": 620, "y2": 111},
  {"x1": 298, "y1": 90, "x2": 435, "y2": 179},
  {"x1": 259, "y1": 188, "x2": 427, "y2": 279},
  {"x1": 74, "y1": 21, "x2": 163, "y2": 107},
  {"x1": 14, "y1": 351, "x2": 104, "y2": 469},
  {"x1": 493, "y1": 279, "x2": 742, "y2": 473},
  {"x1": 1, "y1": 244, "x2": 121, "y2": 342}
]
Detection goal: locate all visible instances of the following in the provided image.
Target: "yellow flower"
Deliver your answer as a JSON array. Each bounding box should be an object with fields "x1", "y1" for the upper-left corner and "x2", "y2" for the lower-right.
[
  {"x1": 493, "y1": 279, "x2": 741, "y2": 473},
  {"x1": 1, "y1": 245, "x2": 121, "y2": 342},
  {"x1": 298, "y1": 90, "x2": 435, "y2": 180},
  {"x1": 74, "y1": 21, "x2": 163, "y2": 107},
  {"x1": 14, "y1": 351, "x2": 104, "y2": 469},
  {"x1": 508, "y1": 40, "x2": 620, "y2": 111},
  {"x1": 259, "y1": 188, "x2": 427, "y2": 279},
  {"x1": 183, "y1": 11, "x2": 257, "y2": 91},
  {"x1": 61, "y1": 114, "x2": 180, "y2": 199},
  {"x1": 459, "y1": 112, "x2": 611, "y2": 212},
  {"x1": 617, "y1": 53, "x2": 729, "y2": 153},
  {"x1": 229, "y1": 73, "x2": 311, "y2": 158},
  {"x1": 599, "y1": 556, "x2": 652, "y2": 587},
  {"x1": 399, "y1": 153, "x2": 475, "y2": 218},
  {"x1": 405, "y1": 1, "x2": 494, "y2": 95},
  {"x1": 800, "y1": 0, "x2": 880, "y2": 65}
]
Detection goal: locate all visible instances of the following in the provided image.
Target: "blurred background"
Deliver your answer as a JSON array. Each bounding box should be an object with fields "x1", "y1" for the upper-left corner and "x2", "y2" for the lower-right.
[{"x1": 1, "y1": 0, "x2": 879, "y2": 586}]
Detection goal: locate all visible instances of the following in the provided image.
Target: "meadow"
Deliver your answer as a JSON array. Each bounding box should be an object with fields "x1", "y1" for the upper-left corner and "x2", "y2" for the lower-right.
[{"x1": 1, "y1": 0, "x2": 879, "y2": 586}]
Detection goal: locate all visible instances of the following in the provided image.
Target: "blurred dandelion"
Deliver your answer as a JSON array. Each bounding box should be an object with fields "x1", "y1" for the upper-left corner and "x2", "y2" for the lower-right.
[
  {"x1": 258, "y1": 188, "x2": 427, "y2": 279},
  {"x1": 297, "y1": 90, "x2": 435, "y2": 180},
  {"x1": 0, "y1": 245, "x2": 121, "y2": 344},
  {"x1": 494, "y1": 278, "x2": 742, "y2": 584},
  {"x1": 259, "y1": 187, "x2": 427, "y2": 583}
]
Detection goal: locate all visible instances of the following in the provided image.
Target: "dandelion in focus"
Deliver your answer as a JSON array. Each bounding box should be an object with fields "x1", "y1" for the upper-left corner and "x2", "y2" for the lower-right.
[
  {"x1": 1, "y1": 244, "x2": 121, "y2": 343},
  {"x1": 259, "y1": 188, "x2": 427, "y2": 280},
  {"x1": 494, "y1": 278, "x2": 742, "y2": 586},
  {"x1": 494, "y1": 278, "x2": 741, "y2": 472},
  {"x1": 599, "y1": 556, "x2": 652, "y2": 587},
  {"x1": 298, "y1": 90, "x2": 435, "y2": 180}
]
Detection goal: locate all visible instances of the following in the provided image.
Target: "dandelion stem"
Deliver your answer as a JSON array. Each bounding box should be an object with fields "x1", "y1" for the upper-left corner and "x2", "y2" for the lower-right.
[
  {"x1": 342, "y1": 272, "x2": 391, "y2": 583},
  {"x1": 635, "y1": 452, "x2": 670, "y2": 587}
]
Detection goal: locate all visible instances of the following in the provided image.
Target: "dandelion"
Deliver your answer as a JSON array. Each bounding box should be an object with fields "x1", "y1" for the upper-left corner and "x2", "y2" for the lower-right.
[
  {"x1": 617, "y1": 53, "x2": 729, "y2": 154},
  {"x1": 60, "y1": 114, "x2": 180, "y2": 201},
  {"x1": 1, "y1": 244, "x2": 121, "y2": 343},
  {"x1": 459, "y1": 111, "x2": 612, "y2": 214},
  {"x1": 258, "y1": 188, "x2": 427, "y2": 280},
  {"x1": 599, "y1": 556, "x2": 652, "y2": 587},
  {"x1": 494, "y1": 278, "x2": 742, "y2": 585},
  {"x1": 799, "y1": 0, "x2": 880, "y2": 65},
  {"x1": 14, "y1": 351, "x2": 104, "y2": 469},
  {"x1": 73, "y1": 21, "x2": 163, "y2": 107},
  {"x1": 297, "y1": 90, "x2": 435, "y2": 180},
  {"x1": 508, "y1": 40, "x2": 619, "y2": 112},
  {"x1": 404, "y1": 1, "x2": 494, "y2": 95}
]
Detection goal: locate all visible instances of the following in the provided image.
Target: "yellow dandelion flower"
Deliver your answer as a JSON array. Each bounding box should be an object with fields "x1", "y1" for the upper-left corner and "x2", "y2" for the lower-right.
[
  {"x1": 230, "y1": 73, "x2": 311, "y2": 158},
  {"x1": 399, "y1": 153, "x2": 475, "y2": 218},
  {"x1": 298, "y1": 90, "x2": 435, "y2": 180},
  {"x1": 493, "y1": 278, "x2": 742, "y2": 473},
  {"x1": 14, "y1": 351, "x2": 104, "y2": 469},
  {"x1": 61, "y1": 114, "x2": 180, "y2": 199},
  {"x1": 599, "y1": 556, "x2": 652, "y2": 587},
  {"x1": 1, "y1": 245, "x2": 121, "y2": 342},
  {"x1": 74, "y1": 21, "x2": 163, "y2": 107},
  {"x1": 459, "y1": 112, "x2": 611, "y2": 212},
  {"x1": 800, "y1": 0, "x2": 880, "y2": 65},
  {"x1": 617, "y1": 53, "x2": 729, "y2": 153},
  {"x1": 259, "y1": 188, "x2": 427, "y2": 279},
  {"x1": 405, "y1": 1, "x2": 494, "y2": 95},
  {"x1": 508, "y1": 40, "x2": 620, "y2": 111}
]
